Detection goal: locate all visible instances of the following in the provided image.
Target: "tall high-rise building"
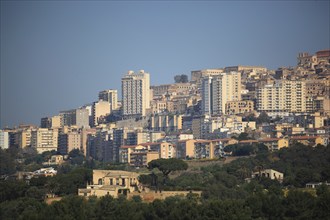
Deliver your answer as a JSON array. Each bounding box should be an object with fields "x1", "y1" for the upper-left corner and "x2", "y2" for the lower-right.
[
  {"x1": 201, "y1": 72, "x2": 241, "y2": 115},
  {"x1": 99, "y1": 89, "x2": 118, "y2": 111},
  {"x1": 121, "y1": 70, "x2": 150, "y2": 117},
  {"x1": 201, "y1": 76, "x2": 213, "y2": 115}
]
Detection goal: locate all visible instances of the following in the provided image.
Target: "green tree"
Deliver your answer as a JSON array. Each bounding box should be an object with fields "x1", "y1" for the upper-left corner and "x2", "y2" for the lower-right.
[
  {"x1": 285, "y1": 190, "x2": 316, "y2": 219},
  {"x1": 148, "y1": 158, "x2": 188, "y2": 178},
  {"x1": 0, "y1": 149, "x2": 16, "y2": 175}
]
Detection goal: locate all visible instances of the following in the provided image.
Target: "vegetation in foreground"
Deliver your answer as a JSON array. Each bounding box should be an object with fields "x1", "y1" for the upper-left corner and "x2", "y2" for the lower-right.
[{"x1": 0, "y1": 143, "x2": 330, "y2": 219}]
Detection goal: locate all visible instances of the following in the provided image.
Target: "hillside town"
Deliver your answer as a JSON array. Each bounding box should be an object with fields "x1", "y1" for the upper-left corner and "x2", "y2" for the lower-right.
[{"x1": 1, "y1": 50, "x2": 329, "y2": 165}]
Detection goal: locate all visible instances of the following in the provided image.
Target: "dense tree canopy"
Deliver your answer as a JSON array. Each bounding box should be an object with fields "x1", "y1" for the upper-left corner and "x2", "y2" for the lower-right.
[{"x1": 1, "y1": 142, "x2": 330, "y2": 219}]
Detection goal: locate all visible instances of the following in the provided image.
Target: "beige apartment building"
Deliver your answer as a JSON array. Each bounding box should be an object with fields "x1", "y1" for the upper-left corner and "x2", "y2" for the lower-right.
[
  {"x1": 92, "y1": 101, "x2": 111, "y2": 126},
  {"x1": 119, "y1": 144, "x2": 159, "y2": 167},
  {"x1": 225, "y1": 100, "x2": 254, "y2": 115},
  {"x1": 122, "y1": 70, "x2": 150, "y2": 117},
  {"x1": 149, "y1": 142, "x2": 176, "y2": 159},
  {"x1": 41, "y1": 115, "x2": 61, "y2": 129},
  {"x1": 176, "y1": 139, "x2": 196, "y2": 159},
  {"x1": 16, "y1": 129, "x2": 32, "y2": 148},
  {"x1": 58, "y1": 108, "x2": 89, "y2": 128},
  {"x1": 314, "y1": 112, "x2": 327, "y2": 128},
  {"x1": 120, "y1": 142, "x2": 174, "y2": 166},
  {"x1": 58, "y1": 131, "x2": 81, "y2": 154},
  {"x1": 99, "y1": 89, "x2": 118, "y2": 111},
  {"x1": 31, "y1": 128, "x2": 58, "y2": 153},
  {"x1": 257, "y1": 80, "x2": 306, "y2": 113}
]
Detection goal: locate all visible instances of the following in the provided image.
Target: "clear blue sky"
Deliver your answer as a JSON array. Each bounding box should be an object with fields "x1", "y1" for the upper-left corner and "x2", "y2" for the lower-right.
[{"x1": 1, "y1": 1, "x2": 329, "y2": 128}]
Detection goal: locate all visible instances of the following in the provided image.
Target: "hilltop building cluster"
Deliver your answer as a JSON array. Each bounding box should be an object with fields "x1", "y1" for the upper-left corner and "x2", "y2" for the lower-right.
[{"x1": 1, "y1": 49, "x2": 329, "y2": 165}]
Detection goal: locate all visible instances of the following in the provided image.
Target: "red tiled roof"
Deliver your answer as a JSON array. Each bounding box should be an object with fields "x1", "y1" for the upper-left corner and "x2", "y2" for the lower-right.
[
  {"x1": 238, "y1": 140, "x2": 258, "y2": 143},
  {"x1": 290, "y1": 136, "x2": 318, "y2": 140},
  {"x1": 259, "y1": 138, "x2": 281, "y2": 142}
]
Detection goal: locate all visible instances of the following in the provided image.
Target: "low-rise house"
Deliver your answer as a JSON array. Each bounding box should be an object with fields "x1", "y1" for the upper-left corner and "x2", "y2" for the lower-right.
[
  {"x1": 252, "y1": 169, "x2": 284, "y2": 182},
  {"x1": 306, "y1": 182, "x2": 330, "y2": 189},
  {"x1": 79, "y1": 169, "x2": 203, "y2": 202},
  {"x1": 43, "y1": 155, "x2": 64, "y2": 166},
  {"x1": 33, "y1": 167, "x2": 57, "y2": 177}
]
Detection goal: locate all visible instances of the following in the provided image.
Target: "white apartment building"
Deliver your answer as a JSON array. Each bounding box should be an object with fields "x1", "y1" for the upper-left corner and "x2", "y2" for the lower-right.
[
  {"x1": 121, "y1": 70, "x2": 150, "y2": 117},
  {"x1": 99, "y1": 89, "x2": 118, "y2": 111},
  {"x1": 0, "y1": 130, "x2": 9, "y2": 149}
]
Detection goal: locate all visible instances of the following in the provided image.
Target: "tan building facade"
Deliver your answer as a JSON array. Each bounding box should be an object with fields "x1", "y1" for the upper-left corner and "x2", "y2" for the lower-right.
[
  {"x1": 176, "y1": 139, "x2": 196, "y2": 159},
  {"x1": 31, "y1": 128, "x2": 58, "y2": 153},
  {"x1": 79, "y1": 170, "x2": 141, "y2": 198},
  {"x1": 120, "y1": 142, "x2": 174, "y2": 166},
  {"x1": 120, "y1": 145, "x2": 159, "y2": 166},
  {"x1": 99, "y1": 89, "x2": 118, "y2": 110},
  {"x1": 17, "y1": 129, "x2": 32, "y2": 148},
  {"x1": 92, "y1": 101, "x2": 111, "y2": 126},
  {"x1": 225, "y1": 100, "x2": 254, "y2": 115},
  {"x1": 58, "y1": 131, "x2": 81, "y2": 154}
]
